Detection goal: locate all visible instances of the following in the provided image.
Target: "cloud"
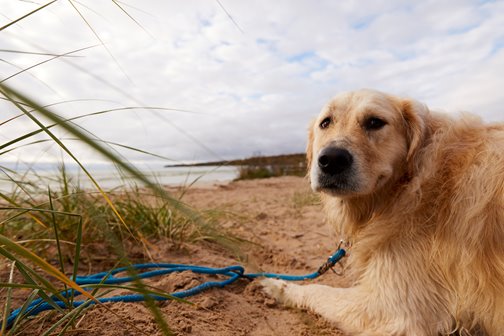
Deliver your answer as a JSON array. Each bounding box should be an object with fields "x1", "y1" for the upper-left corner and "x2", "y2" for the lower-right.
[{"x1": 1, "y1": 0, "x2": 503, "y2": 167}]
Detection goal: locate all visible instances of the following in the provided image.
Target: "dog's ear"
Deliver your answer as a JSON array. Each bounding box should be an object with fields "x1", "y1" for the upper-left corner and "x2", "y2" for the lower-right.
[
  {"x1": 306, "y1": 119, "x2": 315, "y2": 176},
  {"x1": 401, "y1": 99, "x2": 428, "y2": 163}
]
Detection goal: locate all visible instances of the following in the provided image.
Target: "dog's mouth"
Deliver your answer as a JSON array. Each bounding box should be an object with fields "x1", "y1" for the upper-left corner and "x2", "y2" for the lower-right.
[{"x1": 316, "y1": 173, "x2": 357, "y2": 195}]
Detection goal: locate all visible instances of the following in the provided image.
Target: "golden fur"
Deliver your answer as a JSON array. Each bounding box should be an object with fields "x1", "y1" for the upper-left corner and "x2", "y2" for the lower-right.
[{"x1": 262, "y1": 89, "x2": 504, "y2": 335}]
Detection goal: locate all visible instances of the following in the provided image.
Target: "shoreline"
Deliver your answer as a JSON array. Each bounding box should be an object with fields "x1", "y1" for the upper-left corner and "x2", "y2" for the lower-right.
[{"x1": 0, "y1": 165, "x2": 240, "y2": 193}]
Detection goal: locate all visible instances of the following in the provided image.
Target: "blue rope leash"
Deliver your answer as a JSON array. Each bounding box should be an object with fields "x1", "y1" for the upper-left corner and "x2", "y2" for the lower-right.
[{"x1": 5, "y1": 248, "x2": 345, "y2": 329}]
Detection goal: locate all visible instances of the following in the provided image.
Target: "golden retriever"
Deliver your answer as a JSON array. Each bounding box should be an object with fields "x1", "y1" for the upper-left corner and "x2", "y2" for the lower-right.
[{"x1": 262, "y1": 89, "x2": 504, "y2": 335}]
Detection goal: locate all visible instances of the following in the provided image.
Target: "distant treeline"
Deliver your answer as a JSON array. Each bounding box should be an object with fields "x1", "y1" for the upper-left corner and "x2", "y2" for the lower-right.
[{"x1": 166, "y1": 153, "x2": 307, "y2": 168}]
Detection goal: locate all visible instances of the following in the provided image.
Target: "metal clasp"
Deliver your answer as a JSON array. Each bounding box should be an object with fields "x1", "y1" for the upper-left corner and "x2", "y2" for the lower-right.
[{"x1": 316, "y1": 243, "x2": 346, "y2": 276}]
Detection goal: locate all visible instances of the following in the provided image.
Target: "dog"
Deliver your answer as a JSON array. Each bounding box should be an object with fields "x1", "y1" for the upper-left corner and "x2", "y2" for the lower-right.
[{"x1": 262, "y1": 89, "x2": 504, "y2": 335}]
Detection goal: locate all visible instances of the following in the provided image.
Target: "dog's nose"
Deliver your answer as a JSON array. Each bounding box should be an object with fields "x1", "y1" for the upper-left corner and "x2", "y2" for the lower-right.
[{"x1": 318, "y1": 147, "x2": 353, "y2": 175}]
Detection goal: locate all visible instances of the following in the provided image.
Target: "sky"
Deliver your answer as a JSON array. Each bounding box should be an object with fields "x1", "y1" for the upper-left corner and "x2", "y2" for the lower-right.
[{"x1": 1, "y1": 0, "x2": 503, "y2": 169}]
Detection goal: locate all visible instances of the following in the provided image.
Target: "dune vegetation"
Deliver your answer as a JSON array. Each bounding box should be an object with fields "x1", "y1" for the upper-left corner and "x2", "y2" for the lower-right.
[{"x1": 0, "y1": 3, "x2": 240, "y2": 335}]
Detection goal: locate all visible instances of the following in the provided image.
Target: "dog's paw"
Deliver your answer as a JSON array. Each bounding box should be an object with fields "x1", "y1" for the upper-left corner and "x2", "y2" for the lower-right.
[{"x1": 260, "y1": 278, "x2": 288, "y2": 303}]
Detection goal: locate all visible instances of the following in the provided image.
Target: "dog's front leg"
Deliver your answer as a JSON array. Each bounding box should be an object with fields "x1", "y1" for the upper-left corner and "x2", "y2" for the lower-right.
[{"x1": 261, "y1": 278, "x2": 373, "y2": 334}]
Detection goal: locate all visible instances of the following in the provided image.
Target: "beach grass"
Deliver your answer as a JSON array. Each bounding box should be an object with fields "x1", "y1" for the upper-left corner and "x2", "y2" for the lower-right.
[
  {"x1": 0, "y1": 3, "x2": 240, "y2": 334},
  {"x1": 1, "y1": 168, "x2": 239, "y2": 255},
  {"x1": 0, "y1": 87, "x2": 241, "y2": 334}
]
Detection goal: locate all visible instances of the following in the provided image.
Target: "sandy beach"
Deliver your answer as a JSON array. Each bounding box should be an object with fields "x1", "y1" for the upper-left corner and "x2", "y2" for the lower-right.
[{"x1": 14, "y1": 176, "x2": 348, "y2": 335}]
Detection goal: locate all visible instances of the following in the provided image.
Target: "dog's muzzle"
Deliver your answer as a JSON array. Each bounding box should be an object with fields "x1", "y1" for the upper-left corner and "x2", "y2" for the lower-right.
[{"x1": 314, "y1": 146, "x2": 356, "y2": 193}]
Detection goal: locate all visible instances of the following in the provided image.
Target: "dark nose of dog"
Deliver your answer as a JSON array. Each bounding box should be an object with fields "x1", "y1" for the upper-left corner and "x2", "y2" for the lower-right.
[{"x1": 318, "y1": 147, "x2": 353, "y2": 175}]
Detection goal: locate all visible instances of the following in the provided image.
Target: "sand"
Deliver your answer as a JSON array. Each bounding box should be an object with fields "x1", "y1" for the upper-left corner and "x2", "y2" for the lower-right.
[{"x1": 10, "y1": 176, "x2": 349, "y2": 335}]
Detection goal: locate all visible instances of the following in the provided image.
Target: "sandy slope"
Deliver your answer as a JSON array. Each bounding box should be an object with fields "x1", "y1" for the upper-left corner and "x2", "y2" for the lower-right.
[{"x1": 15, "y1": 176, "x2": 349, "y2": 335}]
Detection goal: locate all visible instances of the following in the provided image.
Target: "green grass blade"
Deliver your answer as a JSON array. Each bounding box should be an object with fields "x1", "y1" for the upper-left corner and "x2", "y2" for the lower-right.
[
  {"x1": 1, "y1": 45, "x2": 98, "y2": 84},
  {"x1": 1, "y1": 261, "x2": 16, "y2": 335},
  {"x1": 48, "y1": 187, "x2": 68, "y2": 297},
  {"x1": 40, "y1": 302, "x2": 94, "y2": 336},
  {"x1": 111, "y1": 0, "x2": 142, "y2": 27},
  {"x1": 59, "y1": 162, "x2": 70, "y2": 200},
  {"x1": 0, "y1": 105, "x2": 198, "y2": 168},
  {"x1": 0, "y1": 283, "x2": 44, "y2": 290},
  {"x1": 6, "y1": 289, "x2": 40, "y2": 335},
  {"x1": 0, "y1": 49, "x2": 81, "y2": 57},
  {"x1": 0, "y1": 138, "x2": 175, "y2": 163},
  {"x1": 1, "y1": 247, "x2": 68, "y2": 313},
  {"x1": 0, "y1": 106, "x2": 195, "y2": 153},
  {"x1": 216, "y1": 0, "x2": 244, "y2": 34},
  {"x1": 65, "y1": 138, "x2": 176, "y2": 162},
  {"x1": 67, "y1": 0, "x2": 133, "y2": 83},
  {"x1": 110, "y1": 0, "x2": 154, "y2": 38},
  {"x1": 0, "y1": 206, "x2": 80, "y2": 227},
  {"x1": 0, "y1": 58, "x2": 61, "y2": 95},
  {"x1": 0, "y1": 0, "x2": 57, "y2": 31},
  {"x1": 0, "y1": 98, "x2": 121, "y2": 127},
  {"x1": 0, "y1": 235, "x2": 95, "y2": 302},
  {"x1": 0, "y1": 139, "x2": 53, "y2": 158},
  {"x1": 0, "y1": 193, "x2": 48, "y2": 228},
  {"x1": 70, "y1": 217, "x2": 83, "y2": 308}
]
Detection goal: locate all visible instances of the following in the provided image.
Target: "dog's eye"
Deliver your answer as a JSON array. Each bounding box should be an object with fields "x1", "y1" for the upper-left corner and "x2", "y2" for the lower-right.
[
  {"x1": 319, "y1": 117, "x2": 331, "y2": 129},
  {"x1": 363, "y1": 117, "x2": 387, "y2": 131}
]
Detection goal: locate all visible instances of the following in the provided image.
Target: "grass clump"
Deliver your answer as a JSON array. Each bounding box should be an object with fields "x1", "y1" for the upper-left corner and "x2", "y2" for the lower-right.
[{"x1": 0, "y1": 166, "x2": 237, "y2": 259}]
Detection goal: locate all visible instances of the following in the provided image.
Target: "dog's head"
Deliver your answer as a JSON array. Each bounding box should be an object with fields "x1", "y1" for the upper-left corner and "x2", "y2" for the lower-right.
[{"x1": 307, "y1": 89, "x2": 427, "y2": 197}]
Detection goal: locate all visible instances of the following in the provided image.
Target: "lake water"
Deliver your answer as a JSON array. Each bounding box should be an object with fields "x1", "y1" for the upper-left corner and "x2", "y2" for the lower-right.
[{"x1": 0, "y1": 165, "x2": 240, "y2": 193}]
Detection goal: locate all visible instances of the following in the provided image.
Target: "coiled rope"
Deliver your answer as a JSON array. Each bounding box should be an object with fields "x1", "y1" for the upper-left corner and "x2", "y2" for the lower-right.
[{"x1": 5, "y1": 248, "x2": 345, "y2": 328}]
